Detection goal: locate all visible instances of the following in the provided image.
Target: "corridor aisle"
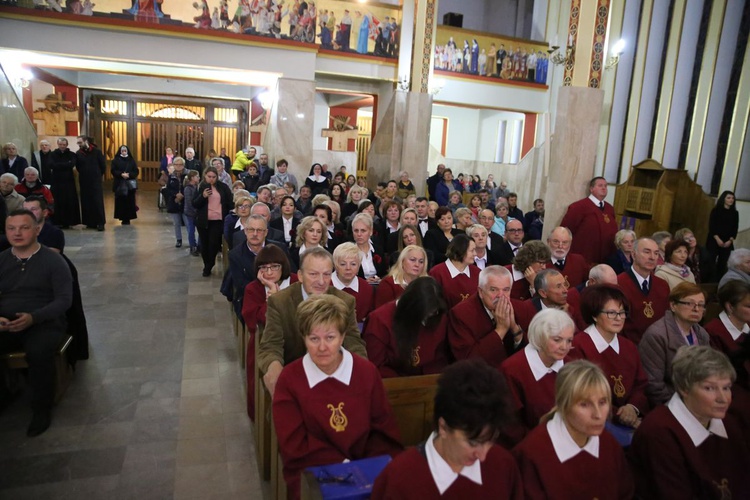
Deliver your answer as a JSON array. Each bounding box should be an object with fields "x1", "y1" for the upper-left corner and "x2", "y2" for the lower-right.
[{"x1": 0, "y1": 191, "x2": 263, "y2": 499}]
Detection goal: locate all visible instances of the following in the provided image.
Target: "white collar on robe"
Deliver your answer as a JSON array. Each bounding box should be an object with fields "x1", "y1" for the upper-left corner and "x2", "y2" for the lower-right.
[
  {"x1": 331, "y1": 272, "x2": 359, "y2": 292},
  {"x1": 445, "y1": 259, "x2": 471, "y2": 278},
  {"x1": 718, "y1": 311, "x2": 749, "y2": 341},
  {"x1": 667, "y1": 393, "x2": 727, "y2": 446},
  {"x1": 302, "y1": 348, "x2": 353, "y2": 388},
  {"x1": 547, "y1": 412, "x2": 599, "y2": 462},
  {"x1": 511, "y1": 265, "x2": 524, "y2": 282},
  {"x1": 524, "y1": 344, "x2": 564, "y2": 382},
  {"x1": 588, "y1": 194, "x2": 604, "y2": 207},
  {"x1": 584, "y1": 324, "x2": 620, "y2": 354},
  {"x1": 425, "y1": 431, "x2": 482, "y2": 494}
]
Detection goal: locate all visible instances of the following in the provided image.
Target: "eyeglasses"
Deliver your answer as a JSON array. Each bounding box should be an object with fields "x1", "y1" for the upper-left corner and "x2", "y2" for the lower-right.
[
  {"x1": 676, "y1": 301, "x2": 706, "y2": 310},
  {"x1": 258, "y1": 264, "x2": 282, "y2": 273},
  {"x1": 506, "y1": 228, "x2": 524, "y2": 233},
  {"x1": 246, "y1": 228, "x2": 267, "y2": 234},
  {"x1": 238, "y1": 204, "x2": 252, "y2": 209},
  {"x1": 601, "y1": 310, "x2": 628, "y2": 319},
  {"x1": 549, "y1": 239, "x2": 571, "y2": 246}
]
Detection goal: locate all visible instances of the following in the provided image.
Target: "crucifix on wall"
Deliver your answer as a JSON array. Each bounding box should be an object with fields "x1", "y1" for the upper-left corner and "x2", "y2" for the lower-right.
[
  {"x1": 321, "y1": 115, "x2": 359, "y2": 151},
  {"x1": 33, "y1": 93, "x2": 79, "y2": 136}
]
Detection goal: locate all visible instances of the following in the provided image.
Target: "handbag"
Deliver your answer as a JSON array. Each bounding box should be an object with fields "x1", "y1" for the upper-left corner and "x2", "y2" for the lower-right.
[
  {"x1": 115, "y1": 182, "x2": 129, "y2": 197},
  {"x1": 126, "y1": 179, "x2": 138, "y2": 191}
]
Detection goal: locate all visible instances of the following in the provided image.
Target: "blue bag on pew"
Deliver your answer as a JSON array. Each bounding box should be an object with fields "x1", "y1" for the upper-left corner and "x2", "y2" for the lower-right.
[
  {"x1": 606, "y1": 420, "x2": 635, "y2": 447},
  {"x1": 301, "y1": 455, "x2": 391, "y2": 499}
]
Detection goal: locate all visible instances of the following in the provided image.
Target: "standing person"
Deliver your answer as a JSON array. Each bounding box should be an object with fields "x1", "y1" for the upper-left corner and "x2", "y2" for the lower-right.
[
  {"x1": 182, "y1": 170, "x2": 201, "y2": 255},
  {"x1": 1, "y1": 142, "x2": 29, "y2": 179},
  {"x1": 560, "y1": 177, "x2": 618, "y2": 265},
  {"x1": 159, "y1": 156, "x2": 188, "y2": 248},
  {"x1": 706, "y1": 190, "x2": 739, "y2": 277},
  {"x1": 30, "y1": 140, "x2": 53, "y2": 183},
  {"x1": 512, "y1": 360, "x2": 634, "y2": 499},
  {"x1": 372, "y1": 359, "x2": 522, "y2": 500},
  {"x1": 269, "y1": 159, "x2": 298, "y2": 192},
  {"x1": 192, "y1": 166, "x2": 233, "y2": 276},
  {"x1": 75, "y1": 136, "x2": 106, "y2": 231},
  {"x1": 426, "y1": 163, "x2": 446, "y2": 201},
  {"x1": 159, "y1": 146, "x2": 175, "y2": 174},
  {"x1": 110, "y1": 145, "x2": 139, "y2": 225},
  {"x1": 49, "y1": 138, "x2": 80, "y2": 228},
  {"x1": 184, "y1": 147, "x2": 202, "y2": 175},
  {"x1": 0, "y1": 209, "x2": 73, "y2": 437}
]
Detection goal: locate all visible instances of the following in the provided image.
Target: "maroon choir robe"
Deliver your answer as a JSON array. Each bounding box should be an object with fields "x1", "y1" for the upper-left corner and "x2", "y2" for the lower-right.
[
  {"x1": 273, "y1": 354, "x2": 403, "y2": 499},
  {"x1": 560, "y1": 197, "x2": 618, "y2": 264},
  {"x1": 372, "y1": 444, "x2": 523, "y2": 500},
  {"x1": 373, "y1": 275, "x2": 406, "y2": 309},
  {"x1": 429, "y1": 262, "x2": 481, "y2": 309},
  {"x1": 548, "y1": 252, "x2": 590, "y2": 289},
  {"x1": 617, "y1": 270, "x2": 670, "y2": 345},
  {"x1": 513, "y1": 421, "x2": 634, "y2": 500},
  {"x1": 499, "y1": 349, "x2": 557, "y2": 432},
  {"x1": 241, "y1": 274, "x2": 298, "y2": 419},
  {"x1": 339, "y1": 276, "x2": 375, "y2": 323},
  {"x1": 362, "y1": 301, "x2": 450, "y2": 378},
  {"x1": 568, "y1": 330, "x2": 650, "y2": 416},
  {"x1": 630, "y1": 404, "x2": 750, "y2": 499},
  {"x1": 704, "y1": 316, "x2": 747, "y2": 358},
  {"x1": 447, "y1": 293, "x2": 519, "y2": 367}
]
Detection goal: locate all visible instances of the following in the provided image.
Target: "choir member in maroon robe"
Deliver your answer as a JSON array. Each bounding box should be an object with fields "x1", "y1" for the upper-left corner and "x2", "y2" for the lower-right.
[
  {"x1": 569, "y1": 285, "x2": 649, "y2": 428},
  {"x1": 639, "y1": 282, "x2": 711, "y2": 407},
  {"x1": 330, "y1": 242, "x2": 374, "y2": 326},
  {"x1": 617, "y1": 237, "x2": 670, "y2": 344},
  {"x1": 546, "y1": 226, "x2": 590, "y2": 289},
  {"x1": 630, "y1": 346, "x2": 749, "y2": 499},
  {"x1": 372, "y1": 359, "x2": 523, "y2": 499},
  {"x1": 506, "y1": 240, "x2": 551, "y2": 301},
  {"x1": 375, "y1": 244, "x2": 428, "y2": 308},
  {"x1": 273, "y1": 294, "x2": 403, "y2": 500},
  {"x1": 241, "y1": 246, "x2": 297, "y2": 419},
  {"x1": 704, "y1": 280, "x2": 750, "y2": 370},
  {"x1": 559, "y1": 176, "x2": 618, "y2": 265},
  {"x1": 429, "y1": 234, "x2": 480, "y2": 309},
  {"x1": 500, "y1": 309, "x2": 575, "y2": 440},
  {"x1": 513, "y1": 269, "x2": 587, "y2": 332},
  {"x1": 513, "y1": 360, "x2": 634, "y2": 499},
  {"x1": 448, "y1": 265, "x2": 525, "y2": 367},
  {"x1": 363, "y1": 277, "x2": 450, "y2": 378}
]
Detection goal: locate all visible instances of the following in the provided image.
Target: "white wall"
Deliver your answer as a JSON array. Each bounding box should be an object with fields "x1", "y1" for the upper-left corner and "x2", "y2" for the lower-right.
[
  {"x1": 432, "y1": 104, "x2": 480, "y2": 160},
  {"x1": 312, "y1": 93, "x2": 330, "y2": 151}
]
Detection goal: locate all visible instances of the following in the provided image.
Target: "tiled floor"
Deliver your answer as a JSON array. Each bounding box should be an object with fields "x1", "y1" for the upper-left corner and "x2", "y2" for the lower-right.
[{"x1": 0, "y1": 190, "x2": 264, "y2": 499}]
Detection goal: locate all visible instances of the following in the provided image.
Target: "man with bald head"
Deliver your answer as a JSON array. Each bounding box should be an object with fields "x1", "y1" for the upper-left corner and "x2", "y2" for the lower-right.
[
  {"x1": 617, "y1": 238, "x2": 670, "y2": 344},
  {"x1": 577, "y1": 263, "x2": 618, "y2": 292},
  {"x1": 546, "y1": 226, "x2": 589, "y2": 289}
]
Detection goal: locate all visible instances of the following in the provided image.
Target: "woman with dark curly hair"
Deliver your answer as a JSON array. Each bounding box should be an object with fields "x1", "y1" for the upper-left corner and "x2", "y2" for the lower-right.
[{"x1": 508, "y1": 240, "x2": 551, "y2": 301}]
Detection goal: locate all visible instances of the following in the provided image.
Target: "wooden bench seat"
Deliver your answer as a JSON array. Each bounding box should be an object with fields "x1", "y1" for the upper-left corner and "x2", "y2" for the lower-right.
[{"x1": 1, "y1": 335, "x2": 74, "y2": 404}]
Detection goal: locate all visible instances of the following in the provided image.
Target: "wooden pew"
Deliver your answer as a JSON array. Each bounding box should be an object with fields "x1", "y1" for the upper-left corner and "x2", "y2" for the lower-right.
[
  {"x1": 700, "y1": 283, "x2": 722, "y2": 325},
  {"x1": 254, "y1": 325, "x2": 272, "y2": 481},
  {"x1": 1, "y1": 335, "x2": 73, "y2": 404},
  {"x1": 278, "y1": 373, "x2": 441, "y2": 499}
]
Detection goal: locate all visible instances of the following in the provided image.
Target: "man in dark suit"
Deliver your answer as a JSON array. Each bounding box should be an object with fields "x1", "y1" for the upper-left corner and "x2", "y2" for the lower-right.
[
  {"x1": 228, "y1": 215, "x2": 289, "y2": 319},
  {"x1": 233, "y1": 203, "x2": 284, "y2": 248},
  {"x1": 497, "y1": 219, "x2": 524, "y2": 266},
  {"x1": 257, "y1": 247, "x2": 368, "y2": 396},
  {"x1": 426, "y1": 164, "x2": 445, "y2": 201},
  {"x1": 415, "y1": 197, "x2": 436, "y2": 237},
  {"x1": 466, "y1": 224, "x2": 502, "y2": 269},
  {"x1": 478, "y1": 209, "x2": 506, "y2": 261},
  {"x1": 256, "y1": 152, "x2": 274, "y2": 186},
  {"x1": 514, "y1": 269, "x2": 586, "y2": 332}
]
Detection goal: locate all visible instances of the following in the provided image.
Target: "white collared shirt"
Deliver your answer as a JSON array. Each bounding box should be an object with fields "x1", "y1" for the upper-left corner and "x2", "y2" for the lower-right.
[
  {"x1": 631, "y1": 268, "x2": 650, "y2": 290},
  {"x1": 524, "y1": 344, "x2": 564, "y2": 381},
  {"x1": 302, "y1": 348, "x2": 353, "y2": 389},
  {"x1": 667, "y1": 393, "x2": 727, "y2": 446},
  {"x1": 588, "y1": 194, "x2": 605, "y2": 208},
  {"x1": 359, "y1": 241, "x2": 377, "y2": 278},
  {"x1": 282, "y1": 217, "x2": 293, "y2": 242},
  {"x1": 547, "y1": 412, "x2": 600, "y2": 463},
  {"x1": 425, "y1": 431, "x2": 483, "y2": 494},
  {"x1": 331, "y1": 271, "x2": 359, "y2": 292},
  {"x1": 584, "y1": 324, "x2": 621, "y2": 354},
  {"x1": 386, "y1": 221, "x2": 401, "y2": 234},
  {"x1": 445, "y1": 259, "x2": 472, "y2": 279},
  {"x1": 511, "y1": 265, "x2": 524, "y2": 282},
  {"x1": 509, "y1": 243, "x2": 522, "y2": 255},
  {"x1": 418, "y1": 219, "x2": 429, "y2": 236},
  {"x1": 474, "y1": 254, "x2": 487, "y2": 269},
  {"x1": 718, "y1": 311, "x2": 749, "y2": 341}
]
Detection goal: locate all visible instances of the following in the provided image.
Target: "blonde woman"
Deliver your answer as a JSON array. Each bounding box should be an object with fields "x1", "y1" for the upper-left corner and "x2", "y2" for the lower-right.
[
  {"x1": 375, "y1": 245, "x2": 428, "y2": 308},
  {"x1": 290, "y1": 216, "x2": 329, "y2": 269},
  {"x1": 513, "y1": 360, "x2": 634, "y2": 499}
]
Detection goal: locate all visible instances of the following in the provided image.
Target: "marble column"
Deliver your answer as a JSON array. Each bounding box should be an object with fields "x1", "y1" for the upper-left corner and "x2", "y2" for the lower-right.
[
  {"x1": 262, "y1": 78, "x2": 316, "y2": 184},
  {"x1": 366, "y1": 91, "x2": 433, "y2": 196},
  {"x1": 542, "y1": 86, "x2": 604, "y2": 239}
]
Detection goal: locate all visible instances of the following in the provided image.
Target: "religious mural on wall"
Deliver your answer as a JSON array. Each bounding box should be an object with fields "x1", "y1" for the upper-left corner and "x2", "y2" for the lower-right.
[
  {"x1": 434, "y1": 26, "x2": 550, "y2": 86},
  {"x1": 4, "y1": 0, "x2": 401, "y2": 58}
]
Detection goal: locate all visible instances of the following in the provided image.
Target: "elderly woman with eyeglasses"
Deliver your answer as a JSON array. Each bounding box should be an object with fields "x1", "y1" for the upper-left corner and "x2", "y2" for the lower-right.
[
  {"x1": 639, "y1": 282, "x2": 711, "y2": 407},
  {"x1": 223, "y1": 195, "x2": 254, "y2": 250},
  {"x1": 569, "y1": 285, "x2": 649, "y2": 429},
  {"x1": 241, "y1": 245, "x2": 297, "y2": 420},
  {"x1": 631, "y1": 346, "x2": 749, "y2": 499}
]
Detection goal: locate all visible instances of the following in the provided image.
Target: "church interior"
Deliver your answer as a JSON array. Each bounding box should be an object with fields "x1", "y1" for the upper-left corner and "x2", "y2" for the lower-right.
[{"x1": 1, "y1": 0, "x2": 750, "y2": 497}]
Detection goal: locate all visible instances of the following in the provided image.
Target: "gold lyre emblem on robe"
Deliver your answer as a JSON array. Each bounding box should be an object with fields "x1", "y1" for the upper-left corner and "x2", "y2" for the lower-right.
[
  {"x1": 643, "y1": 301, "x2": 655, "y2": 318},
  {"x1": 610, "y1": 375, "x2": 626, "y2": 398},
  {"x1": 603, "y1": 213, "x2": 610, "y2": 224},
  {"x1": 713, "y1": 478, "x2": 732, "y2": 500},
  {"x1": 327, "y1": 402, "x2": 348, "y2": 432},
  {"x1": 563, "y1": 275, "x2": 570, "y2": 289},
  {"x1": 411, "y1": 346, "x2": 421, "y2": 367},
  {"x1": 460, "y1": 293, "x2": 470, "y2": 301}
]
